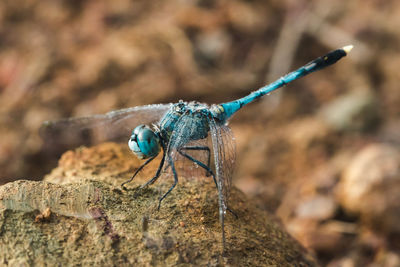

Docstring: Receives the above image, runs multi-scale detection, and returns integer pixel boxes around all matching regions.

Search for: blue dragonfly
[41,45,352,248]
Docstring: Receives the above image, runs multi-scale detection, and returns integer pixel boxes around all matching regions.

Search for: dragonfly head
[128,124,161,159]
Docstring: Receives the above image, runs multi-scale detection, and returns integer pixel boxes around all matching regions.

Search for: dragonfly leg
[140,150,166,188]
[121,156,156,188]
[178,149,217,187]
[178,149,238,219]
[226,206,238,219]
[180,146,212,177]
[158,156,178,211]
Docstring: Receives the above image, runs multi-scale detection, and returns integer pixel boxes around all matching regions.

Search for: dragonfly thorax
[128,124,161,159]
[159,101,212,143]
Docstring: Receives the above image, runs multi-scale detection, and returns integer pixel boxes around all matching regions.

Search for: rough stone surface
[0,143,317,266]
[337,143,400,233]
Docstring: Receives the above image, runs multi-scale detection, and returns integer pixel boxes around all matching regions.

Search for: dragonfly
[41,45,352,249]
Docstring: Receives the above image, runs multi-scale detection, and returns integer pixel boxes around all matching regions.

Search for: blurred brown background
[1,0,400,265]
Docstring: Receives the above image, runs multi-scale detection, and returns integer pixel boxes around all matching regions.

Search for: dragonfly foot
[157,199,162,211]
[120,180,130,189]
[227,207,238,219]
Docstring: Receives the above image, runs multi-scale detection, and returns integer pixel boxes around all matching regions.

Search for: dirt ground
[1,0,400,266]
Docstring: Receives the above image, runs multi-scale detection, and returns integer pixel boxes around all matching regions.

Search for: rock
[295,195,336,221]
[0,143,317,266]
[285,219,351,254]
[337,143,400,233]
[318,90,380,132]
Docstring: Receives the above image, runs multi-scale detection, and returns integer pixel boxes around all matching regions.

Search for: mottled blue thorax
[159,101,213,142]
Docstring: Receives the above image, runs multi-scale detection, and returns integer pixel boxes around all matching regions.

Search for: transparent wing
[40,103,171,153]
[165,112,203,171]
[162,110,236,247]
[209,119,236,208]
[167,113,211,177]
[164,111,236,192]
[209,118,236,247]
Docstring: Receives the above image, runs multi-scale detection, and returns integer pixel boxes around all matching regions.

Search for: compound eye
[128,127,143,158]
[128,125,160,159]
